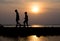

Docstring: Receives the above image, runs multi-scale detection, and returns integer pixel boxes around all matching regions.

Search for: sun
[32,6,39,13]
[27,2,45,14]
[31,6,39,13]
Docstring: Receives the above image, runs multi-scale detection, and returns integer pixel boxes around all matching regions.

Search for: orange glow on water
[27,35,39,41]
[31,25,44,27]
[27,35,48,41]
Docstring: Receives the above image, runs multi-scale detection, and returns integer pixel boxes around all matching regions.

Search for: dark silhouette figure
[15,9,21,27]
[23,12,28,27]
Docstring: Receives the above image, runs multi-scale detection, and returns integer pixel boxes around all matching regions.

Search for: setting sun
[31,6,39,13]
[27,2,45,14]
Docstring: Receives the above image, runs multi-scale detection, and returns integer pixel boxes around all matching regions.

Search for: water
[0,35,60,41]
[1,24,60,41]
[4,24,60,27]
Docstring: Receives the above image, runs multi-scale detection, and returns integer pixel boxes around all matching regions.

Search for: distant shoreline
[0,24,60,27]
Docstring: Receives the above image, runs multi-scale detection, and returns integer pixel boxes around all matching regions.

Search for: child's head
[25,12,27,15]
[15,9,17,12]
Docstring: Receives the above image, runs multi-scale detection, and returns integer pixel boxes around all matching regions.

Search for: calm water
[4,24,60,27]
[0,35,60,41]
[0,24,60,41]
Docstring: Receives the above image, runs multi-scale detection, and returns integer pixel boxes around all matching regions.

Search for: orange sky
[0,0,60,25]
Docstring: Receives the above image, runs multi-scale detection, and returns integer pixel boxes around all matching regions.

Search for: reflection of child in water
[23,12,28,27]
[15,9,21,27]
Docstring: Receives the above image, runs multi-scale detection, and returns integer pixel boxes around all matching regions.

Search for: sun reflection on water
[18,35,48,41]
[27,35,39,41]
[27,35,48,41]
[31,25,45,27]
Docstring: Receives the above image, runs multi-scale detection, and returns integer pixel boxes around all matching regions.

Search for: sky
[0,0,60,25]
